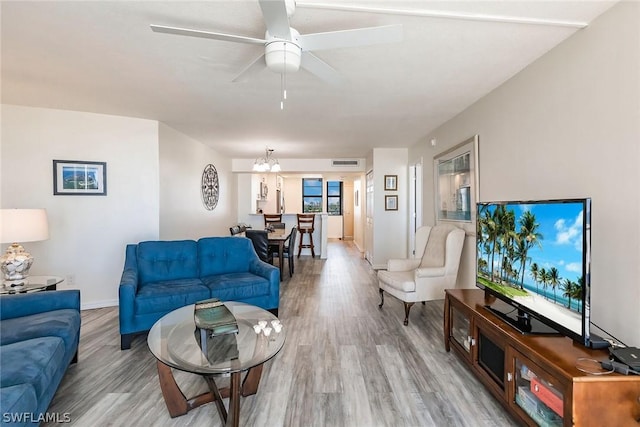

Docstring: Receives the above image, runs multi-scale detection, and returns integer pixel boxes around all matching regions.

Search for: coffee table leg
[156,360,264,422]
[157,361,190,417]
[228,372,241,427]
[204,375,228,424]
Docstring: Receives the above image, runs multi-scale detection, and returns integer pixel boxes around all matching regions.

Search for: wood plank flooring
[44,240,517,426]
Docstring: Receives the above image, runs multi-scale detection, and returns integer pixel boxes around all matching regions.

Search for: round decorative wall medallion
[201,164,219,210]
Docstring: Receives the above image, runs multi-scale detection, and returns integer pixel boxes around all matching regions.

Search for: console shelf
[444,288,640,426]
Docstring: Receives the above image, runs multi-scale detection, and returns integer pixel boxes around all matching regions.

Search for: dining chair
[271,227,297,277]
[263,214,282,228]
[245,230,273,264]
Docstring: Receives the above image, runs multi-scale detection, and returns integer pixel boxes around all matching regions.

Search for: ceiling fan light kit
[265,40,301,73]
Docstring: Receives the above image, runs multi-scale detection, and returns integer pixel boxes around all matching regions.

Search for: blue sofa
[0,290,81,426]
[119,236,280,349]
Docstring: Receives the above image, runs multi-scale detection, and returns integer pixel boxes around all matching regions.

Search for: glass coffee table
[147,302,285,426]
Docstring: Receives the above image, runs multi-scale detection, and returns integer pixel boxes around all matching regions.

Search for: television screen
[476,198,591,344]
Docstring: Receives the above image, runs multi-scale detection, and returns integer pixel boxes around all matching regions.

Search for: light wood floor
[44,240,517,426]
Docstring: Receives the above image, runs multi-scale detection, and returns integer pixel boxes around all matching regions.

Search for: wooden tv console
[444,289,640,426]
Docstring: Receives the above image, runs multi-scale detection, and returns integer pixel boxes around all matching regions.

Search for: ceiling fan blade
[300,52,345,85]
[259,0,292,40]
[295,2,588,29]
[299,25,402,52]
[150,25,266,45]
[232,54,268,82]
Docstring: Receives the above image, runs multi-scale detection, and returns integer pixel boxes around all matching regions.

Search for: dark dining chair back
[245,229,273,264]
[272,227,297,277]
[264,214,282,228]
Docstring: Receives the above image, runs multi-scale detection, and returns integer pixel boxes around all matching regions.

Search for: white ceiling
[1,1,615,160]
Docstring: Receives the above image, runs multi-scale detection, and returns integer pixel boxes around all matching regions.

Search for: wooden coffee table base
[156,361,264,426]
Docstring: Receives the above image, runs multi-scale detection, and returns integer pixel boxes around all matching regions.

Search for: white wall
[371,148,408,268]
[353,177,365,252]
[158,123,234,240]
[1,105,159,308]
[409,3,640,346]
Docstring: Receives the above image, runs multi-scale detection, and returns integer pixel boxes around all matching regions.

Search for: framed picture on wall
[53,160,107,196]
[385,195,398,211]
[384,175,397,191]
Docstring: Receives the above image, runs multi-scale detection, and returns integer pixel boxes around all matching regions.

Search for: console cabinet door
[507,348,568,427]
[445,296,474,363]
[473,317,508,401]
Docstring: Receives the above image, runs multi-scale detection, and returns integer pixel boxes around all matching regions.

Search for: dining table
[266,228,288,277]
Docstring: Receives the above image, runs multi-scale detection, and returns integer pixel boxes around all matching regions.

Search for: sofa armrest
[118,244,139,334]
[387,258,421,272]
[0,290,80,320]
[248,259,280,308]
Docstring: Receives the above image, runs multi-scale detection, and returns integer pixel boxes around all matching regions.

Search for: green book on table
[194,298,239,336]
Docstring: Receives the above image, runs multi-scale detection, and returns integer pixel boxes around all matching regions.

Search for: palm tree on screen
[549,267,560,303]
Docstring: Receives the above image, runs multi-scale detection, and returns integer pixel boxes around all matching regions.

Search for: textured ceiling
[0,1,615,159]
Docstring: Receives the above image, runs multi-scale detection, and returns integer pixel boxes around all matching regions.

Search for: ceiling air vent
[331,159,360,167]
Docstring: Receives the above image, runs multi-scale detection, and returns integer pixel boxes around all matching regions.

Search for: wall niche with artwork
[434,135,479,229]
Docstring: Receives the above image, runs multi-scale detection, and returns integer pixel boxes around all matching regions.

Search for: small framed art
[385,195,398,211]
[53,160,107,196]
[384,175,397,191]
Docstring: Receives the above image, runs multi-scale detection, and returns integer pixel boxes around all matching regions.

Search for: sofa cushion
[134,279,210,315]
[137,240,198,286]
[0,384,38,424]
[202,272,270,301]
[0,337,65,402]
[198,237,253,277]
[0,309,80,353]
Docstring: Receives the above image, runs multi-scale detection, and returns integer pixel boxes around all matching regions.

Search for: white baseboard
[81,299,118,310]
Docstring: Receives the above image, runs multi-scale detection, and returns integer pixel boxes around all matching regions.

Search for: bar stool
[297,214,315,258]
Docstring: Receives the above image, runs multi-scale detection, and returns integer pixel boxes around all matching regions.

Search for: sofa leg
[268,308,279,318]
[378,289,384,309]
[71,350,78,364]
[403,302,415,326]
[121,334,134,350]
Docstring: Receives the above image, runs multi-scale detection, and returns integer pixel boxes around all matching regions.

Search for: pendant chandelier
[253,147,281,173]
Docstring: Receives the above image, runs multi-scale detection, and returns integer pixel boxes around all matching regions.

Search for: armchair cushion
[420,225,453,268]
[377,270,416,292]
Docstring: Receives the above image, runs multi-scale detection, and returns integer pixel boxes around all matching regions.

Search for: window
[302,178,323,213]
[327,181,342,215]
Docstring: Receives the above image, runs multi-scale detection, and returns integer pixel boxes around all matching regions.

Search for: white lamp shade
[0,209,49,244]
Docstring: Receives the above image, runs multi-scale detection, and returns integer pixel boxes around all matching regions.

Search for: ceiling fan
[150,0,403,85]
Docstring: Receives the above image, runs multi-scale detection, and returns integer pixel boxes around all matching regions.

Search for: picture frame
[433,135,479,230]
[384,175,397,191]
[53,160,107,196]
[385,195,398,211]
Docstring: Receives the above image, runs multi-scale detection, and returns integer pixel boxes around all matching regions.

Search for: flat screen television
[476,198,592,346]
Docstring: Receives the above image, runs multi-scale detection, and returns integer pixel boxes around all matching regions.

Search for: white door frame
[408,160,423,258]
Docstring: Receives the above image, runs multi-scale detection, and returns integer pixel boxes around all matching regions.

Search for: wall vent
[331,159,360,167]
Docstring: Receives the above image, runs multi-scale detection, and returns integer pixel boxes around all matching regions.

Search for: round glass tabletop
[147,302,285,375]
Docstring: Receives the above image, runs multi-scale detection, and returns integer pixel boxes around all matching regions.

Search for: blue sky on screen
[510,201,585,283]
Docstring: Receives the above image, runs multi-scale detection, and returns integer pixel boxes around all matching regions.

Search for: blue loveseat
[0,290,81,426]
[119,236,280,349]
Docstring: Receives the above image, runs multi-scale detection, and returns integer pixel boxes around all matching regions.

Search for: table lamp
[0,209,49,287]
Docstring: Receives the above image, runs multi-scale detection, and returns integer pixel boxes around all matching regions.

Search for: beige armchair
[377,224,465,325]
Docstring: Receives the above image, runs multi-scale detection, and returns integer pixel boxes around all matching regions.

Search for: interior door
[342,181,354,240]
